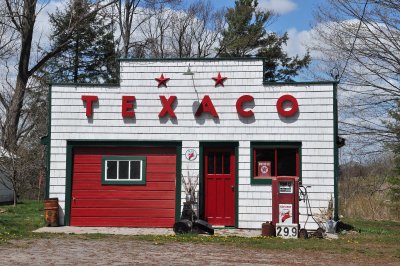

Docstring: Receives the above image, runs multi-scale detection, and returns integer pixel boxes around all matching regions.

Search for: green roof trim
[45,86,52,199]
[333,83,339,221]
[49,82,120,87]
[263,81,338,85]
[49,80,337,87]
[118,57,265,62]
[47,57,337,86]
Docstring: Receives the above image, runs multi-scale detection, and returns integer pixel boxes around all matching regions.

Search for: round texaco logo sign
[185,149,197,161]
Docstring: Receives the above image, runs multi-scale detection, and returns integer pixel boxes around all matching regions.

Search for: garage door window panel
[102,156,146,185]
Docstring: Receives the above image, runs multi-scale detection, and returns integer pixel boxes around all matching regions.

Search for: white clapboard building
[44,58,338,230]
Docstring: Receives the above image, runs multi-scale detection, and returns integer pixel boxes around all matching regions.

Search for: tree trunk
[2,75,28,151]
[2,0,36,151]
[122,2,131,58]
[13,189,17,206]
[74,37,79,83]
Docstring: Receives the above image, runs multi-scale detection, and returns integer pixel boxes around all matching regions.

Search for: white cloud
[285,28,310,57]
[258,0,297,15]
[284,23,341,60]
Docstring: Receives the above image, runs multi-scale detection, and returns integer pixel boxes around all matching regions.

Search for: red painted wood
[73,155,176,165]
[73,146,175,156]
[195,95,219,117]
[71,217,175,227]
[81,95,98,117]
[72,199,174,209]
[204,148,235,226]
[72,190,175,200]
[159,95,177,118]
[73,181,175,191]
[72,173,176,182]
[70,146,176,227]
[71,208,174,217]
[122,96,136,118]
[276,94,299,117]
[236,95,254,117]
[73,164,101,173]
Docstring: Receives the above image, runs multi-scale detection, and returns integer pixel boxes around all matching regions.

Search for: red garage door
[70,146,176,227]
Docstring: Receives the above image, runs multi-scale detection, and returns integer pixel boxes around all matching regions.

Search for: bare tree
[311,0,400,157]
[169,1,225,58]
[0,0,116,152]
[114,0,149,58]
[170,6,195,58]
[0,0,116,204]
[139,0,224,58]
[139,3,175,58]
[0,2,16,61]
[0,75,48,206]
[111,0,180,58]
[190,1,225,58]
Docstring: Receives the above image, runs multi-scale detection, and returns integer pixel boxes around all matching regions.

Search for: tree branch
[28,0,118,77]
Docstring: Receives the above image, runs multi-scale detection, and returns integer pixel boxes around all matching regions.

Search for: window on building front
[207,152,231,174]
[251,143,300,185]
[102,156,146,185]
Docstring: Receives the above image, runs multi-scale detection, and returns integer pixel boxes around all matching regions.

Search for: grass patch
[0,201,399,261]
[0,200,47,243]
[347,219,400,235]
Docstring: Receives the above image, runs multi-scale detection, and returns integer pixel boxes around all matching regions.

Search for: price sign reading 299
[276,224,298,238]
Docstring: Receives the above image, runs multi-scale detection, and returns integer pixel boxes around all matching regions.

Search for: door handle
[231,185,234,192]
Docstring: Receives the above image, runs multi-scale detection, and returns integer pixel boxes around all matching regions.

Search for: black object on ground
[173,202,214,235]
[173,219,193,234]
[193,219,214,235]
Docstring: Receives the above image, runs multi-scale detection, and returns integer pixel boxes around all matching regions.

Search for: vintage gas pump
[272,176,299,238]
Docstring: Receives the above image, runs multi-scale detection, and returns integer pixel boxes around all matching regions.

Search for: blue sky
[181,0,326,58]
[36,0,323,60]
[208,0,324,33]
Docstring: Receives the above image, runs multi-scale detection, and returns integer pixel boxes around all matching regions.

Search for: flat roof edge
[49,83,120,87]
[263,81,338,85]
[50,81,337,87]
[118,57,265,62]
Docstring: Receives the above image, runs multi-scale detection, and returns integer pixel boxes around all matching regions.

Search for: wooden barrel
[44,198,59,227]
[262,222,276,237]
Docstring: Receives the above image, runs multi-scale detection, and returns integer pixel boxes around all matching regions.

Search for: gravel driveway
[1,237,398,265]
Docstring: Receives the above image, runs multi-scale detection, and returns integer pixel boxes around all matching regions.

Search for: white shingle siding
[49,59,335,229]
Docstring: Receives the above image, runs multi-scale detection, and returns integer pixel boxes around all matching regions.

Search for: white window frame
[102,156,146,185]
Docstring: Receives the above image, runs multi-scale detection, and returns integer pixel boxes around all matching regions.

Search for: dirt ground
[1,237,398,266]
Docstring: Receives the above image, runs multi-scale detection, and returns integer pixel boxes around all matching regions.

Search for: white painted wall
[49,59,335,229]
[0,173,13,203]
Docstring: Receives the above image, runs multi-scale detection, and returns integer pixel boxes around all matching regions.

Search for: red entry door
[204,148,235,226]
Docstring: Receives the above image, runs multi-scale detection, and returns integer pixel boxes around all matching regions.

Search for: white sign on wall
[185,149,197,161]
[279,204,293,224]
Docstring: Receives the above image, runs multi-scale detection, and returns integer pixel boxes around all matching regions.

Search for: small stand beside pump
[298,185,326,238]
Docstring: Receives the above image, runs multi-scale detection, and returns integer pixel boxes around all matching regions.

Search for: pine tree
[218,0,310,82]
[45,0,118,84]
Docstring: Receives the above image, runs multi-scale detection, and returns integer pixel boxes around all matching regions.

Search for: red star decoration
[212,72,227,87]
[155,74,170,87]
